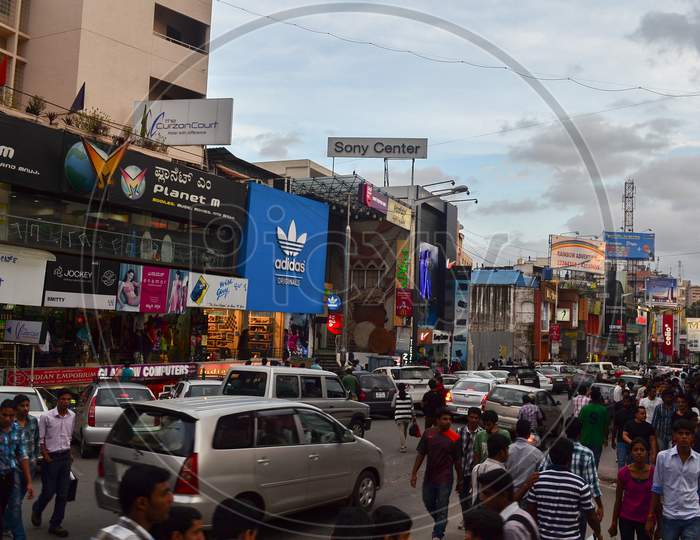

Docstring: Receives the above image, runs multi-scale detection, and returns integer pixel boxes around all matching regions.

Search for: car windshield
[539,368,557,375]
[96,388,152,407]
[108,408,195,457]
[222,371,268,397]
[454,380,490,392]
[397,368,432,380]
[488,371,509,378]
[0,392,42,411]
[359,376,394,390]
[187,384,220,397]
[474,372,496,379]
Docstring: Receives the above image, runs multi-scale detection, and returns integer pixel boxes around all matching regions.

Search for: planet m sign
[327,137,428,159]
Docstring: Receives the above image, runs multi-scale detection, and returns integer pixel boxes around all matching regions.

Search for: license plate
[375,392,386,399]
[457,408,469,414]
[524,379,534,384]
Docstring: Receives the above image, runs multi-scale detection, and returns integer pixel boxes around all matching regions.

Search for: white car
[454,370,499,383]
[446,378,498,416]
[485,370,509,384]
[373,366,434,405]
[536,371,553,391]
[0,386,48,419]
[169,379,222,399]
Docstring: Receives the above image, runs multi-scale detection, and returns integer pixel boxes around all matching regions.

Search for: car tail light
[446,391,452,403]
[482,389,492,410]
[87,396,97,427]
[174,453,198,495]
[358,390,367,401]
[97,446,105,478]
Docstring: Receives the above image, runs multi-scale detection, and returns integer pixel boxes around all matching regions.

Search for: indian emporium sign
[238,182,329,313]
[43,254,119,310]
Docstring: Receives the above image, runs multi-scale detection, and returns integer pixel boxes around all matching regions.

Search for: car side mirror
[338,429,355,443]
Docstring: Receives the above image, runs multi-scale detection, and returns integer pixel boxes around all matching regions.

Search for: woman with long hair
[118,268,140,309]
[394,383,414,453]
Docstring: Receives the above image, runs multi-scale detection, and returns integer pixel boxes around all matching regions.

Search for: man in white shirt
[640,386,662,424]
[478,468,540,539]
[471,433,509,504]
[613,379,625,403]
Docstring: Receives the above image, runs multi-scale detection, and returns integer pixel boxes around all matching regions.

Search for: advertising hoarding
[386,199,411,230]
[0,247,51,307]
[395,288,413,317]
[646,277,677,307]
[238,183,329,313]
[603,231,655,260]
[687,318,700,352]
[662,313,674,356]
[116,264,169,313]
[327,137,428,159]
[134,98,233,145]
[550,235,605,274]
[43,254,119,310]
[187,272,247,310]
[5,366,99,387]
[357,182,388,214]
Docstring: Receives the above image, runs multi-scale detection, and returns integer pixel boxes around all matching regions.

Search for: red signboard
[6,367,98,387]
[395,288,414,317]
[327,314,343,335]
[550,324,561,342]
[358,183,388,214]
[662,313,674,356]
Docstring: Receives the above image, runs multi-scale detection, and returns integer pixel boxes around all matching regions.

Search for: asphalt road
[28,396,620,540]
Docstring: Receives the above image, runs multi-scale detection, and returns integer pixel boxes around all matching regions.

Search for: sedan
[446,378,497,417]
[536,371,553,391]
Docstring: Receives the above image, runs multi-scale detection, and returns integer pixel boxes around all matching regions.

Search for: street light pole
[341,193,351,366]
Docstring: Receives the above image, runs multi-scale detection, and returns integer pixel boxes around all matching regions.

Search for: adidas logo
[276,220,307,257]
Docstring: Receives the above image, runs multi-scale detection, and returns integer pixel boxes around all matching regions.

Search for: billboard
[134,98,233,145]
[358,182,388,214]
[550,235,605,274]
[327,137,428,159]
[687,318,700,352]
[43,254,119,310]
[646,277,677,307]
[603,231,655,260]
[0,246,51,307]
[187,273,247,310]
[662,313,674,356]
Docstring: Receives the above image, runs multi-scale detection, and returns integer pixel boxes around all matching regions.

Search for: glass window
[213,413,253,450]
[96,387,153,407]
[536,392,553,406]
[255,410,299,447]
[0,392,42,411]
[186,384,220,398]
[298,410,340,444]
[489,388,507,403]
[108,409,195,457]
[275,375,300,399]
[454,381,490,393]
[222,371,268,397]
[301,377,322,398]
[325,377,346,398]
[397,368,433,380]
[359,375,394,390]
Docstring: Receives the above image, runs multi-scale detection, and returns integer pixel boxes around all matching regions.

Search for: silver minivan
[95,397,384,525]
[220,367,371,437]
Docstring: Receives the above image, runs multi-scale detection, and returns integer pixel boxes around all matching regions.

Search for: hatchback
[355,373,396,418]
[95,397,384,526]
[483,384,562,435]
[446,378,497,417]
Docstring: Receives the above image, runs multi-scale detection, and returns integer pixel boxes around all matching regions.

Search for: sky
[205,0,700,281]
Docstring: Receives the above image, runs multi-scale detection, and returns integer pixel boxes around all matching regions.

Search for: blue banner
[603,231,655,260]
[238,183,329,313]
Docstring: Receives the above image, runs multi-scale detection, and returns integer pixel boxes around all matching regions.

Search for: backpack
[506,512,539,540]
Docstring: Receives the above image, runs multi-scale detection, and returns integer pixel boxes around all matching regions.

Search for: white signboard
[187,273,248,310]
[327,137,428,159]
[4,320,43,344]
[0,246,51,306]
[134,98,233,146]
[550,235,605,275]
[688,318,700,352]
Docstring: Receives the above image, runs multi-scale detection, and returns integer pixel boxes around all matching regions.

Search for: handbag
[408,420,421,438]
[67,470,78,502]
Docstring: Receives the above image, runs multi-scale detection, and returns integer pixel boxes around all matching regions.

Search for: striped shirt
[571,395,590,417]
[394,395,414,421]
[527,469,594,540]
[93,517,154,540]
[540,441,601,498]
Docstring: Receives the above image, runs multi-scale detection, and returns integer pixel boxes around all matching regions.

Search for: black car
[356,373,397,417]
[502,366,540,388]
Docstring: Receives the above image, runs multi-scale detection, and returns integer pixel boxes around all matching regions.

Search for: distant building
[688,285,700,307]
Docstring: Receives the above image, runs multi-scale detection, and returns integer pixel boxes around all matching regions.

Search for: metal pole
[410,184,419,365]
[30,347,35,386]
[410,159,415,186]
[341,193,351,366]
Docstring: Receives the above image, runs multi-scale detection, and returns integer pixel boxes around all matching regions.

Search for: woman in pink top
[609,437,654,540]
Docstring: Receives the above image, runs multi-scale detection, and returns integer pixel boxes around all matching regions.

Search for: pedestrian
[473,410,511,464]
[457,407,484,522]
[506,419,544,496]
[151,507,204,540]
[309,358,322,370]
[622,407,657,465]
[526,438,602,540]
[518,394,544,435]
[636,379,649,402]
[410,408,462,540]
[639,386,662,424]
[330,507,373,540]
[672,394,697,423]
[341,368,359,400]
[651,389,676,451]
[421,380,445,431]
[571,386,590,417]
[372,505,412,540]
[470,433,509,505]
[612,394,637,469]
[463,508,504,540]
[608,438,654,540]
[647,419,700,539]
[32,388,75,537]
[211,499,262,540]
[0,399,33,536]
[614,379,626,403]
[477,468,540,540]
[394,383,415,453]
[93,464,172,540]
[4,393,40,540]
[579,387,609,467]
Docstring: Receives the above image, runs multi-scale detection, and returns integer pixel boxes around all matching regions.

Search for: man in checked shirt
[457,407,484,525]
[571,385,591,417]
[0,399,33,534]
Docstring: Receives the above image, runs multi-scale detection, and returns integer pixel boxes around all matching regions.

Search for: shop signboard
[662,313,674,356]
[198,361,237,378]
[646,277,677,307]
[133,98,233,146]
[358,182,388,214]
[550,324,561,342]
[5,366,99,387]
[550,235,605,274]
[431,329,450,344]
[386,199,411,230]
[186,272,247,310]
[43,254,119,310]
[395,288,413,317]
[603,231,655,260]
[327,313,343,335]
[327,294,342,312]
[238,183,329,313]
[327,137,428,159]
[687,318,700,352]
[452,279,469,367]
[0,246,51,307]
[4,320,44,344]
[97,363,196,381]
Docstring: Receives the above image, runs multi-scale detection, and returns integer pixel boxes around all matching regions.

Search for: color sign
[327,294,342,312]
[327,313,343,335]
[43,254,119,310]
[358,182,388,214]
[550,324,561,342]
[4,320,44,344]
[140,266,169,312]
[687,318,700,352]
[395,238,411,289]
[238,183,329,313]
[165,269,189,314]
[0,246,50,307]
[5,366,99,387]
[646,277,677,307]
[386,199,411,230]
[327,137,428,159]
[395,288,414,317]
[186,272,248,310]
[662,313,674,356]
[97,363,196,381]
[550,235,605,274]
[603,231,655,260]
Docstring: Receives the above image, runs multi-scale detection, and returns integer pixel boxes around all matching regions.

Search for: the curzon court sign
[327,137,428,159]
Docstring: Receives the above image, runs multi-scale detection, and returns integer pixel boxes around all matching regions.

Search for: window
[96,387,153,406]
[325,377,346,398]
[454,381,490,393]
[166,25,182,42]
[301,377,322,398]
[222,371,267,397]
[108,409,195,457]
[186,384,220,398]
[173,383,184,396]
[255,410,299,447]
[0,392,42,411]
[213,413,253,450]
[298,410,340,444]
[359,375,394,391]
[0,0,10,17]
[275,375,300,399]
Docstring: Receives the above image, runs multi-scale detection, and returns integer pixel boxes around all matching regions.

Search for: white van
[372,366,434,406]
[580,362,615,376]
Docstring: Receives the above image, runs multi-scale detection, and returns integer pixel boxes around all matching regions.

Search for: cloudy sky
[206,1,700,281]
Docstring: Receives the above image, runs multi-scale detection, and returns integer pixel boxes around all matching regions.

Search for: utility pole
[341,193,351,367]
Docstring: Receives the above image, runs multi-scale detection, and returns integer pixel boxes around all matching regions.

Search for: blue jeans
[32,453,71,528]
[661,516,700,540]
[422,480,452,539]
[4,469,28,540]
[616,441,630,470]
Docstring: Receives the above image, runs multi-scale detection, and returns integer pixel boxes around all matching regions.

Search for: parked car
[482,384,562,436]
[372,366,434,406]
[221,366,371,437]
[169,380,222,399]
[536,367,568,393]
[96,397,384,525]
[0,386,48,420]
[73,381,155,457]
[446,378,497,417]
[355,372,397,418]
[536,371,553,392]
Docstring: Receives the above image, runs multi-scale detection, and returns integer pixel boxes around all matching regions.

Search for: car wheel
[79,432,93,458]
[351,470,377,510]
[349,419,365,438]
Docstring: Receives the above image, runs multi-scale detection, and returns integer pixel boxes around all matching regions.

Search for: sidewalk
[598,444,619,483]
